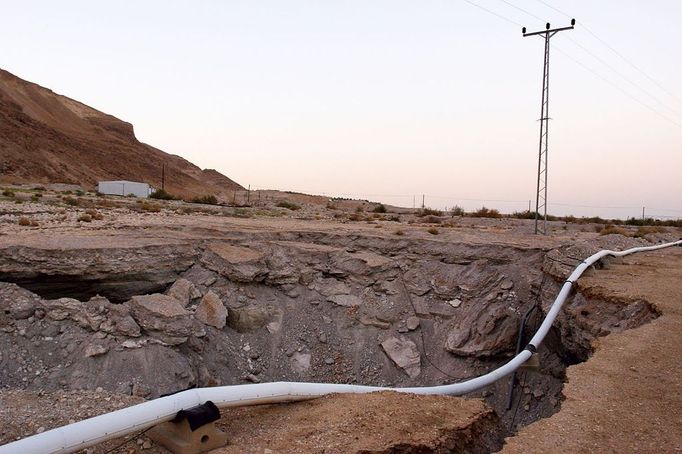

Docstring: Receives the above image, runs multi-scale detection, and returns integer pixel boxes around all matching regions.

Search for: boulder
[0,283,40,319]
[195,291,227,329]
[381,336,421,378]
[201,243,266,282]
[327,294,361,307]
[227,305,272,332]
[166,278,201,306]
[445,304,518,357]
[127,294,197,344]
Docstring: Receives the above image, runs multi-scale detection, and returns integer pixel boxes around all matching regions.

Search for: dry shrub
[634,226,667,237]
[348,213,363,222]
[85,209,104,220]
[78,214,92,222]
[140,202,161,213]
[62,196,79,206]
[17,217,31,226]
[427,227,439,235]
[395,230,405,236]
[599,225,630,236]
[422,215,442,224]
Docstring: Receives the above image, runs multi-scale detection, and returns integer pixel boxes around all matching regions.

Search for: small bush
[395,230,405,236]
[32,186,46,191]
[348,213,363,221]
[473,206,501,218]
[355,205,364,213]
[232,208,252,218]
[149,189,177,200]
[417,207,442,217]
[78,214,92,222]
[373,204,387,213]
[63,196,79,206]
[85,209,104,220]
[30,195,41,202]
[422,215,441,224]
[511,210,535,220]
[450,206,465,217]
[18,217,31,226]
[192,194,219,205]
[427,227,439,235]
[634,226,667,238]
[276,201,301,211]
[75,190,84,196]
[599,226,630,236]
[2,189,15,197]
[140,202,161,212]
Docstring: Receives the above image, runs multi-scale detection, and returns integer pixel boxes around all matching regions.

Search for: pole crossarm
[522,19,575,235]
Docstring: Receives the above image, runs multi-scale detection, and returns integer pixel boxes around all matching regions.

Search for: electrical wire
[461,0,523,27]
[534,0,682,105]
[553,46,682,129]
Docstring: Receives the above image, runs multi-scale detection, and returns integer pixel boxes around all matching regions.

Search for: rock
[243,373,261,383]
[358,315,391,329]
[448,298,462,308]
[128,294,197,344]
[324,357,335,365]
[121,340,144,349]
[194,291,227,329]
[0,283,40,319]
[142,440,152,449]
[166,278,201,306]
[84,344,108,358]
[227,306,272,332]
[380,337,421,378]
[44,298,104,331]
[327,294,361,307]
[201,243,266,282]
[406,316,420,331]
[445,303,518,357]
[132,382,151,397]
[319,333,327,343]
[501,280,514,290]
[291,352,311,373]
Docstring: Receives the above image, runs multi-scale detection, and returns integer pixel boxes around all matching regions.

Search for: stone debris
[406,316,420,331]
[166,278,201,306]
[381,337,421,378]
[194,291,227,329]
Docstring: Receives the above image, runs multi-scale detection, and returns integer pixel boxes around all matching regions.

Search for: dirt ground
[503,246,682,452]
[1,192,681,453]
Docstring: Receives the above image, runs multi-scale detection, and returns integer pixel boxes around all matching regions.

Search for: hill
[0,69,243,199]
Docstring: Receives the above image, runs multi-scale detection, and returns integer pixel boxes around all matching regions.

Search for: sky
[1,0,681,219]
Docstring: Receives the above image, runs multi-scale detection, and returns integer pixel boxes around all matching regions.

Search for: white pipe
[3,239,680,454]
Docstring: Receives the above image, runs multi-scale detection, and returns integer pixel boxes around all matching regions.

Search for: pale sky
[2,1,681,219]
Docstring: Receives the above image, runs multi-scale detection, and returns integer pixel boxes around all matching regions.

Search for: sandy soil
[503,246,682,452]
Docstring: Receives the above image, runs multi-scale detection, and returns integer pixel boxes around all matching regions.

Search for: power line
[534,0,682,105]
[553,46,682,129]
[499,0,682,118]
[496,0,544,22]
[564,36,682,118]
[461,0,523,27]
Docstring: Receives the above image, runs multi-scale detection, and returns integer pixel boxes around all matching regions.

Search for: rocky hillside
[0,69,243,199]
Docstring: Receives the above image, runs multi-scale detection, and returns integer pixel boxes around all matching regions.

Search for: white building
[98,181,154,198]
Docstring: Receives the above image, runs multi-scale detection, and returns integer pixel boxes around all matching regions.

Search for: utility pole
[523,19,575,235]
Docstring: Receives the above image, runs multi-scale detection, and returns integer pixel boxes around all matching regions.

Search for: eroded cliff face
[0,231,661,434]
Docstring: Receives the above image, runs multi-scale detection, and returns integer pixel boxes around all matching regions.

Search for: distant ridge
[0,69,243,198]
